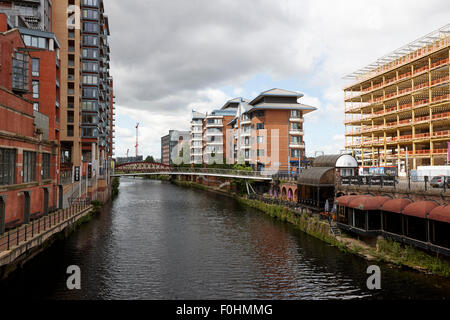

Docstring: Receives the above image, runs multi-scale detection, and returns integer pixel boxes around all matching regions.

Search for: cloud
[105,0,450,157]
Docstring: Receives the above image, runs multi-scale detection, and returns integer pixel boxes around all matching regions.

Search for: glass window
[32,81,39,98]
[83,8,98,19]
[32,58,40,76]
[82,75,98,85]
[257,149,265,156]
[0,148,16,186]
[82,87,98,98]
[82,0,99,6]
[291,149,301,158]
[256,123,265,130]
[83,22,99,33]
[38,37,46,49]
[23,35,31,46]
[23,151,36,183]
[42,153,50,180]
[33,103,39,111]
[12,51,28,91]
[257,136,264,143]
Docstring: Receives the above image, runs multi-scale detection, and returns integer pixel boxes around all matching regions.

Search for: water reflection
[0,177,449,299]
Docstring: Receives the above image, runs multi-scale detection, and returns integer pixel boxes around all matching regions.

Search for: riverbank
[0,201,103,280]
[170,178,450,278]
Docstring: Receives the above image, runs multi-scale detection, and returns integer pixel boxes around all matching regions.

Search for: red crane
[135,123,140,157]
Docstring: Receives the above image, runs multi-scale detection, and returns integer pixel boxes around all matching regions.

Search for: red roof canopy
[336,195,359,206]
[348,196,391,211]
[429,205,450,223]
[403,201,438,219]
[381,198,412,214]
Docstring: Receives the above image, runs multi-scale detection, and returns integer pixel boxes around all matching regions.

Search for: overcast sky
[106,0,450,159]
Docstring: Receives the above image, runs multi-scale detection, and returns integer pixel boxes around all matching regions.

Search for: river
[1,178,449,299]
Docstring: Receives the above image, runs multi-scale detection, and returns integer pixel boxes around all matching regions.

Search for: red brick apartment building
[0,15,60,234]
[228,89,317,173]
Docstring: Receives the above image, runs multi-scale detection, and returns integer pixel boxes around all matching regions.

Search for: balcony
[289,142,305,149]
[289,117,304,123]
[289,129,304,135]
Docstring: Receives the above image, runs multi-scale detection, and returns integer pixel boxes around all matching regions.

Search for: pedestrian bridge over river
[112,161,273,181]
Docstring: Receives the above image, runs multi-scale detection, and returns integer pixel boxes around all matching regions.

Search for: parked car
[430,176,449,188]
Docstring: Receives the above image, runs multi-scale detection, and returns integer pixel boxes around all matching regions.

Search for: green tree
[145,155,155,162]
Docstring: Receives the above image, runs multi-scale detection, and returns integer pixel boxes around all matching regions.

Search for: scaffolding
[343,24,450,172]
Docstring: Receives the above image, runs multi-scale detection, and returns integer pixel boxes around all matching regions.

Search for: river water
[1,178,450,299]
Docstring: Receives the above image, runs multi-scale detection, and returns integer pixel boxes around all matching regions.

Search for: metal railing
[114,167,273,179]
[339,175,450,192]
[340,175,397,187]
[0,202,91,253]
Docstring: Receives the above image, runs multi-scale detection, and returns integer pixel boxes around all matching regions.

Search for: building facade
[53,0,113,204]
[189,110,205,164]
[344,24,450,173]
[161,130,190,166]
[229,89,316,173]
[0,0,52,31]
[0,26,59,234]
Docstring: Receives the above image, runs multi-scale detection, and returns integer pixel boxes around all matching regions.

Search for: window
[83,22,99,33]
[82,0,99,6]
[291,110,301,118]
[32,58,40,76]
[83,35,98,46]
[257,149,265,157]
[23,35,47,49]
[0,148,16,186]
[82,75,98,85]
[32,81,39,98]
[290,122,302,131]
[82,101,98,111]
[82,48,98,59]
[82,114,98,124]
[82,8,98,19]
[33,103,39,111]
[257,136,264,143]
[256,123,265,130]
[82,87,97,98]
[291,136,301,144]
[23,151,36,183]
[291,149,301,158]
[82,61,98,72]
[12,51,28,91]
[42,153,50,180]
[82,127,98,138]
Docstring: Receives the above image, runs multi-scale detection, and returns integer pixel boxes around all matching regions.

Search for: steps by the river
[330,223,342,237]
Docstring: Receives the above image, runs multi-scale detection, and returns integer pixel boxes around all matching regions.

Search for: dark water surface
[1,178,450,299]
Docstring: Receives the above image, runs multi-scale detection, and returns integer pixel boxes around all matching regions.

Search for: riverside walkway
[0,203,92,270]
[112,165,273,181]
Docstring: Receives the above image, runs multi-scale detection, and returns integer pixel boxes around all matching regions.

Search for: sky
[105,0,450,159]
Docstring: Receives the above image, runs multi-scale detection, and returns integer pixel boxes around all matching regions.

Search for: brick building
[0,25,59,234]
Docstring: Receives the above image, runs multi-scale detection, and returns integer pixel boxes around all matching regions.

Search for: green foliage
[111,177,120,198]
[376,239,450,277]
[145,155,155,162]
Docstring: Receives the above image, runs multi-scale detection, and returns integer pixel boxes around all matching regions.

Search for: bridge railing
[114,167,273,179]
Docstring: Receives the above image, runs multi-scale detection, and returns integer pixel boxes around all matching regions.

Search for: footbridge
[112,162,272,181]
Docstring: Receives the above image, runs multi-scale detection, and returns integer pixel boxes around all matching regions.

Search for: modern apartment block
[161,130,190,166]
[0,0,52,31]
[228,89,316,172]
[344,24,450,173]
[190,110,205,164]
[202,108,237,164]
[53,0,114,202]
